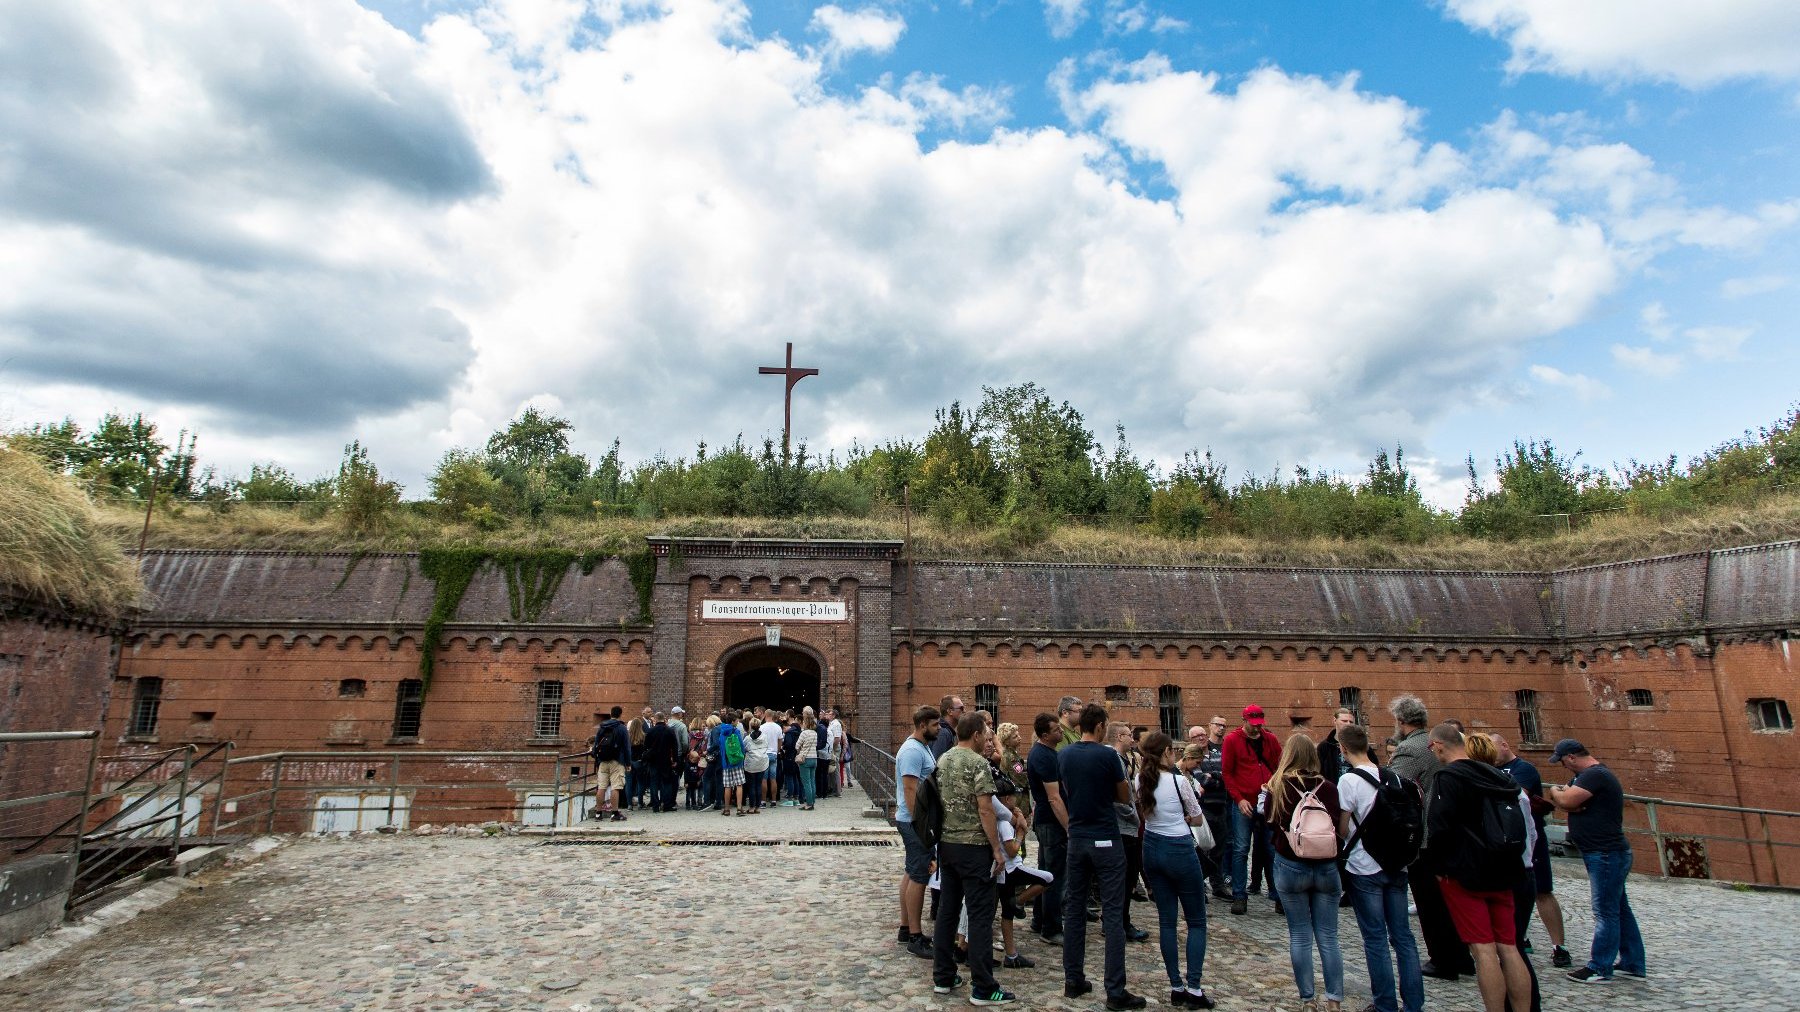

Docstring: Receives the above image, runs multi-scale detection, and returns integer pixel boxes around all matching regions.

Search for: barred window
[1338,686,1364,724]
[974,683,1000,728]
[338,678,366,698]
[1515,689,1543,745]
[1626,688,1654,708]
[1104,684,1129,703]
[130,677,163,736]
[392,679,424,739]
[536,680,565,738]
[1157,684,1182,739]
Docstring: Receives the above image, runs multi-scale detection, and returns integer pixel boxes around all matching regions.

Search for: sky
[1,0,1797,507]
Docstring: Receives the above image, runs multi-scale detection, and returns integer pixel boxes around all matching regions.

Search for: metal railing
[216,750,599,834]
[850,736,898,821]
[1618,792,1800,887]
[70,741,235,909]
[1,731,100,863]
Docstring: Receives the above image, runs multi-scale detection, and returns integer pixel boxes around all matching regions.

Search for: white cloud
[1639,302,1674,341]
[1685,324,1752,360]
[1478,113,1799,256]
[1721,274,1791,298]
[809,5,904,61]
[1044,0,1088,39]
[1611,343,1681,377]
[1529,364,1611,401]
[0,0,1770,497]
[1443,0,1800,87]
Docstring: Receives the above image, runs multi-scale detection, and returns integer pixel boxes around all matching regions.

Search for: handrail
[1623,793,1800,820]
[0,731,99,743]
[226,749,577,764]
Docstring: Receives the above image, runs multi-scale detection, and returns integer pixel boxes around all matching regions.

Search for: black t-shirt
[1568,762,1628,853]
[1027,741,1060,829]
[1058,741,1125,842]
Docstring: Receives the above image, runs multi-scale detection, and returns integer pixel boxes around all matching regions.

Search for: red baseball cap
[1242,704,1266,725]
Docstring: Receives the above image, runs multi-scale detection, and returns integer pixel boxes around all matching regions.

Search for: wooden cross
[758,342,818,459]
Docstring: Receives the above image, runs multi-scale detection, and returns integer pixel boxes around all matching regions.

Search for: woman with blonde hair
[996,721,1032,825]
[1267,732,1345,1012]
[796,712,820,810]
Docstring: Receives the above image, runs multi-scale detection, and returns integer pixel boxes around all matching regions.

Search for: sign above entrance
[702,599,848,622]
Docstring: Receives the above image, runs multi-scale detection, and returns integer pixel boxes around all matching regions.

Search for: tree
[1099,425,1153,523]
[336,441,401,534]
[973,383,1101,516]
[485,407,573,470]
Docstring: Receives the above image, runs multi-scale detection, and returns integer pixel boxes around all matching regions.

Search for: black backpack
[593,723,624,763]
[1465,783,1529,872]
[1342,767,1424,875]
[911,770,947,850]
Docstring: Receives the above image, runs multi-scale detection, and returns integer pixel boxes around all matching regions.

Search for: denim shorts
[897,820,933,884]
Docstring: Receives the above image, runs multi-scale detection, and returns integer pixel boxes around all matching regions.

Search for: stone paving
[2,795,1794,1011]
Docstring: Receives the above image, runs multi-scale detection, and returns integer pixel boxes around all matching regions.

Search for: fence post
[266,756,284,834]
[387,758,401,830]
[172,746,193,863]
[1644,799,1667,877]
[552,759,564,827]
[1761,812,1781,887]
[208,743,233,839]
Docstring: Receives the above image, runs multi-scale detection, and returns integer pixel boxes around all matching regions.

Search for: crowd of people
[585,703,853,818]
[894,692,1646,1011]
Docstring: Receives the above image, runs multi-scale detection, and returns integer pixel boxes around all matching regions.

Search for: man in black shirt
[1548,739,1645,984]
[1027,712,1071,944]
[1058,704,1144,1010]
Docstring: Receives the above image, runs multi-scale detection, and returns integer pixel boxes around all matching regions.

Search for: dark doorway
[723,645,822,714]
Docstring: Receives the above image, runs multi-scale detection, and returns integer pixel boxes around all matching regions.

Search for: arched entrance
[722,644,822,713]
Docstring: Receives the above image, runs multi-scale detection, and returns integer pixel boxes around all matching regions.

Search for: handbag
[1176,772,1215,851]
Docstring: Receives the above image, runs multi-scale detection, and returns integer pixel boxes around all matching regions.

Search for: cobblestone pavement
[2,817,1793,1012]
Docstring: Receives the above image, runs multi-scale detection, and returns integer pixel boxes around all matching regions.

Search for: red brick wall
[679,574,862,715]
[0,603,119,850]
[109,632,649,831]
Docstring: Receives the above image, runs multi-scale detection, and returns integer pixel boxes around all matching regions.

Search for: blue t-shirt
[1058,741,1125,842]
[1027,741,1061,830]
[895,736,936,824]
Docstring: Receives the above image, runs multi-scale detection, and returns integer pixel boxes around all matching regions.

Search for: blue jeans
[799,758,817,806]
[1228,804,1255,900]
[1141,831,1208,991]
[1272,853,1344,1003]
[1347,869,1424,1012]
[1582,849,1645,977]
[1062,836,1129,998]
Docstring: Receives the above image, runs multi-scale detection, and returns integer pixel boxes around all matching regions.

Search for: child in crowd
[683,747,703,810]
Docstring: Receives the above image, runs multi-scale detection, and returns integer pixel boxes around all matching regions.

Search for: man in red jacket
[1221,704,1283,915]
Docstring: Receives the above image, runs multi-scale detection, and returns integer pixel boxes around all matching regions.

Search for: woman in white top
[1135,732,1217,1010]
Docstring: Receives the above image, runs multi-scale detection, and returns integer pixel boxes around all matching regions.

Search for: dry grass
[94,488,1800,572]
[0,443,142,615]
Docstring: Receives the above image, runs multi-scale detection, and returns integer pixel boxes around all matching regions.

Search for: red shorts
[1439,877,1515,946]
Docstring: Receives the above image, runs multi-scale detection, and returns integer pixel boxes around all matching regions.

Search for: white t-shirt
[1139,769,1196,839]
[1338,762,1382,877]
[826,718,844,756]
[757,721,782,758]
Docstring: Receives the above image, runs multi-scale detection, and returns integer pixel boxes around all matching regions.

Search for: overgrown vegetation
[412,547,654,691]
[11,392,1799,568]
[0,441,142,615]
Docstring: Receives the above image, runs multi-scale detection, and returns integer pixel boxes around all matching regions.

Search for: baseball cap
[1548,738,1588,762]
[1242,704,1266,726]
[671,705,685,714]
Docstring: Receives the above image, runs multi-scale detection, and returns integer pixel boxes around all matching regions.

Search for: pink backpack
[1284,782,1338,860]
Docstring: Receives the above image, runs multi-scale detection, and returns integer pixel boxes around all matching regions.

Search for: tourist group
[585,704,851,817]
[893,692,1645,1011]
